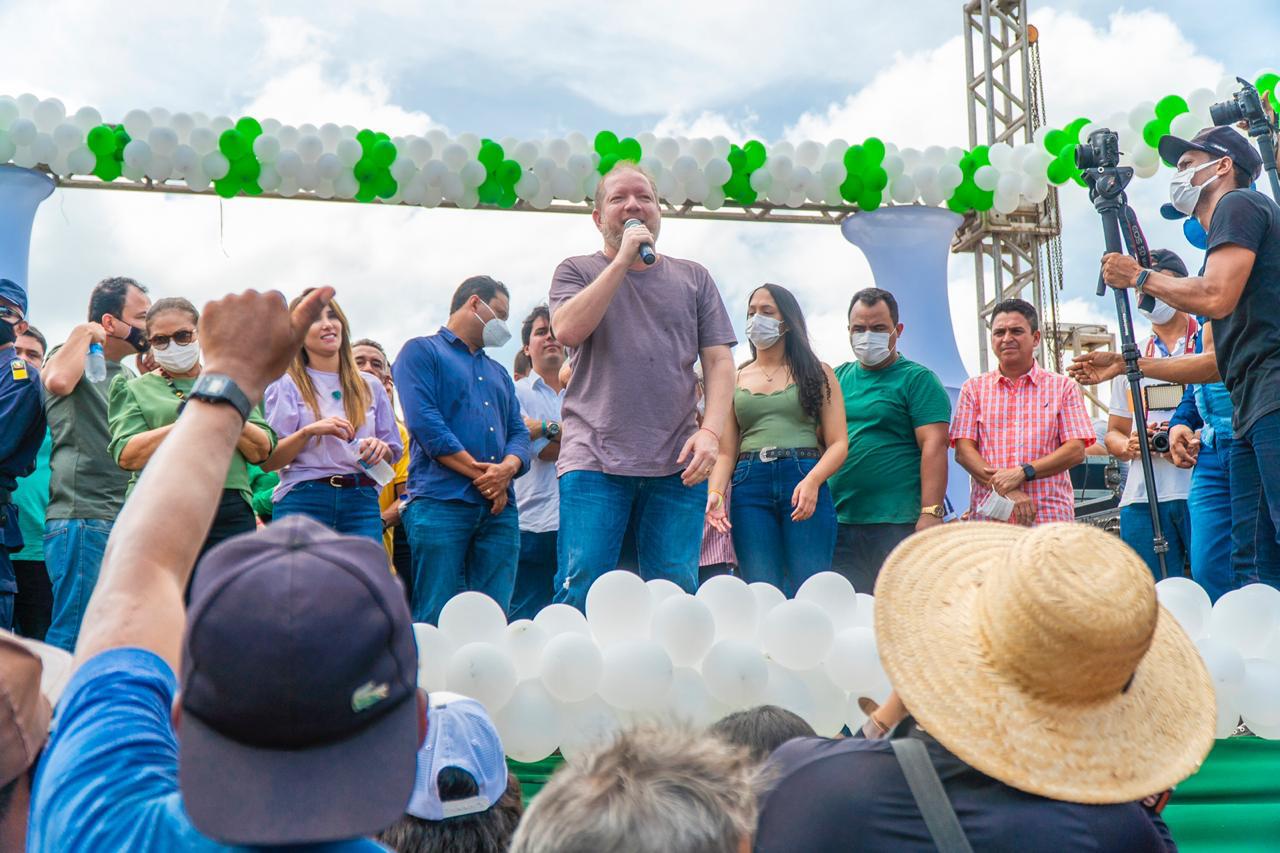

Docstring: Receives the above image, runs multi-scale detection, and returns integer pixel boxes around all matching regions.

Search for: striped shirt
[950,362,1095,524]
[700,489,738,568]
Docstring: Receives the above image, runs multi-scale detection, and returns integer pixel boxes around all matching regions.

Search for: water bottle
[350,439,395,488]
[84,342,107,383]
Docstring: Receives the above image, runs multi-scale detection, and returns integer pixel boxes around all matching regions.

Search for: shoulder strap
[890,738,974,853]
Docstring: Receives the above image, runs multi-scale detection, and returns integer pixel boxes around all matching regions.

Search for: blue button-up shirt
[394,327,530,506]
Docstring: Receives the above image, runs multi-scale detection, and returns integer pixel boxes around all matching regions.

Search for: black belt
[737,447,822,463]
[305,474,378,489]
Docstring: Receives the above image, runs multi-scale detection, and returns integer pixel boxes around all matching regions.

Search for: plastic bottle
[350,440,395,488]
[84,342,107,383]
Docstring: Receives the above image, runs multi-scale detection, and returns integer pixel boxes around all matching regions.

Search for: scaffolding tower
[954,0,1065,371]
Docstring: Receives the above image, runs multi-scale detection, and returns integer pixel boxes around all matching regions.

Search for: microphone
[624,218,657,265]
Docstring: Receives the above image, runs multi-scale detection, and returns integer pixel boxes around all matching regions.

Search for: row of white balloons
[1155,577,1280,738]
[414,570,887,763]
[0,75,1259,212]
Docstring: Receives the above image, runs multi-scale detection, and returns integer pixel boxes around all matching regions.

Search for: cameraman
[1103,250,1196,581]
[1089,126,1280,589]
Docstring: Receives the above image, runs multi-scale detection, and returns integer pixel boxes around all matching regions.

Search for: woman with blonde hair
[263,290,401,540]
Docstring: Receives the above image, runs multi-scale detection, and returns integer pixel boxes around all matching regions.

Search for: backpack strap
[890,738,974,853]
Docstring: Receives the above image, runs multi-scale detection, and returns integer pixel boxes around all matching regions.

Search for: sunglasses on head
[148,329,196,350]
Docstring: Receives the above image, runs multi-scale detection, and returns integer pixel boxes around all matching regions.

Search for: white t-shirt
[1107,326,1195,507]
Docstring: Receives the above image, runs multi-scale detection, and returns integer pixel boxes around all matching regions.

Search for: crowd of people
[0,118,1274,849]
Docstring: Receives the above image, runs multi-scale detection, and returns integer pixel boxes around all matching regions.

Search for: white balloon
[1188,88,1217,116]
[493,680,560,763]
[540,632,603,703]
[421,159,448,184]
[0,133,14,165]
[749,170,773,193]
[854,593,876,629]
[824,627,883,691]
[419,182,442,208]
[316,152,343,181]
[696,575,758,642]
[937,163,964,193]
[0,99,18,131]
[1214,685,1241,738]
[1208,585,1280,656]
[145,155,172,182]
[533,603,590,637]
[506,620,549,681]
[1134,160,1160,180]
[66,146,94,175]
[690,137,714,166]
[272,150,299,179]
[171,144,198,175]
[413,623,455,692]
[514,172,542,200]
[1129,102,1155,133]
[189,127,216,155]
[406,136,433,167]
[973,164,1000,191]
[766,154,793,182]
[30,134,56,167]
[123,139,152,170]
[147,107,170,127]
[889,175,918,205]
[796,572,859,630]
[145,126,177,158]
[184,169,210,193]
[764,662,816,722]
[1020,174,1049,204]
[250,134,279,163]
[439,591,508,647]
[440,172,465,202]
[819,161,846,187]
[558,696,621,764]
[761,600,834,670]
[704,158,732,186]
[882,153,905,180]
[14,94,37,118]
[654,137,680,166]
[276,176,300,197]
[685,172,710,204]
[988,142,1015,170]
[566,153,593,179]
[599,639,673,711]
[11,145,38,169]
[1215,76,1240,99]
[446,642,517,712]
[550,169,578,200]
[652,594,716,668]
[797,666,851,736]
[297,162,319,190]
[439,143,467,171]
[749,582,785,621]
[72,106,102,132]
[52,122,81,151]
[8,119,36,147]
[795,140,822,168]
[587,570,652,646]
[1236,658,1280,727]
[1170,113,1204,143]
[671,154,699,182]
[544,137,570,166]
[701,639,768,708]
[665,667,723,727]
[1157,577,1212,640]
[1196,637,1245,691]
[647,578,685,608]
[995,172,1022,198]
[257,165,281,193]
[318,122,341,149]
[459,159,486,189]
[992,190,1020,214]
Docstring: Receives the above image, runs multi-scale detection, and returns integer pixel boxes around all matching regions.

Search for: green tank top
[734,384,820,453]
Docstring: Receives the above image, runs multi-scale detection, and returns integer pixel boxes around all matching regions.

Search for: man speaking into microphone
[548,163,737,609]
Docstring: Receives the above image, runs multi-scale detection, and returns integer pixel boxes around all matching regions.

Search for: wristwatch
[544,420,562,440]
[1134,268,1151,293]
[1021,462,1037,482]
[920,504,945,519]
[177,373,253,423]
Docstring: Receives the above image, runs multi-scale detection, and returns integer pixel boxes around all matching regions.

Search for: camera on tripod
[1210,77,1271,136]
[1075,128,1122,171]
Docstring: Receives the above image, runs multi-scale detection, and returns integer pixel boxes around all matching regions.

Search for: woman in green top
[107,298,276,563]
[706,284,847,595]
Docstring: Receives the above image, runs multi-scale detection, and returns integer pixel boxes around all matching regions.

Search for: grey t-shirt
[1205,189,1280,437]
[45,346,135,521]
[549,251,737,477]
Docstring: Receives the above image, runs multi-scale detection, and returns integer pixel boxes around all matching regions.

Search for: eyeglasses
[0,305,22,322]
[148,329,196,350]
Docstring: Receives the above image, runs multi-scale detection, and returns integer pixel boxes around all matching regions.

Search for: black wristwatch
[177,374,253,423]
[544,420,561,440]
[1021,462,1037,482]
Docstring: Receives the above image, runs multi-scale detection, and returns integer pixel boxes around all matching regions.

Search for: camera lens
[1074,143,1096,170]
[1151,430,1171,454]
[1210,98,1244,127]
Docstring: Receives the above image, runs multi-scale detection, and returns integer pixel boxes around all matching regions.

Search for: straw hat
[874,522,1215,804]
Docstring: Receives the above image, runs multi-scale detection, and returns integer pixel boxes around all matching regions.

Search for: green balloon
[478,140,503,170]
[92,159,122,182]
[373,140,397,168]
[374,132,390,143]
[843,145,865,172]
[1043,129,1068,154]
[618,137,642,163]
[974,189,995,212]
[842,175,864,200]
[219,130,247,160]
[725,174,749,197]
[1155,95,1189,121]
[498,186,518,209]
[1257,72,1280,95]
[727,146,746,173]
[87,126,115,156]
[1046,158,1073,185]
[235,117,263,140]
[1142,118,1169,149]
[1064,117,1091,144]
[947,192,970,214]
[354,160,377,183]
[867,168,888,192]
[478,176,502,205]
[737,188,758,206]
[594,131,619,156]
[597,152,620,176]
[357,129,376,148]
[497,159,521,186]
[863,137,886,164]
[355,182,377,203]
[375,174,397,199]
[857,189,882,212]
[242,180,263,196]
[971,144,990,166]
[233,157,261,182]
[214,176,241,199]
[744,140,767,170]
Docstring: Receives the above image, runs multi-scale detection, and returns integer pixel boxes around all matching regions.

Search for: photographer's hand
[1101,253,1142,289]
[1068,350,1125,386]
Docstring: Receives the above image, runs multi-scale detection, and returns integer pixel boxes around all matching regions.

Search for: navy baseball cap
[0,279,25,316]
[179,515,420,846]
[1149,248,1188,277]
[1159,126,1262,219]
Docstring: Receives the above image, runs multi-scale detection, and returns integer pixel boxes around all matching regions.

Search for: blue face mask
[1183,216,1208,251]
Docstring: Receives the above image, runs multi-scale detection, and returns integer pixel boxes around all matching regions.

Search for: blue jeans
[44,518,112,652]
[1189,439,1234,602]
[272,481,382,542]
[729,456,836,596]
[555,471,705,611]
[510,530,557,622]
[1231,409,1280,589]
[1120,500,1191,583]
[0,551,12,631]
[402,497,519,624]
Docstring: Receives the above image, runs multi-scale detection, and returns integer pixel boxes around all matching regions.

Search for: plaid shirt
[950,362,1095,524]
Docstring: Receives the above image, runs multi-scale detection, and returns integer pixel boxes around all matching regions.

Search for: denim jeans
[555,471,705,611]
[510,529,557,622]
[273,481,383,542]
[728,457,836,597]
[1231,409,1280,589]
[1188,439,1234,602]
[402,497,519,624]
[831,522,917,596]
[0,551,12,631]
[1120,500,1191,583]
[44,517,112,652]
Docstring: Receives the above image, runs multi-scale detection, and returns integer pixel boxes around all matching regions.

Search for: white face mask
[1138,298,1177,326]
[746,313,783,349]
[474,300,512,349]
[154,340,200,373]
[850,331,893,366]
[1168,157,1222,216]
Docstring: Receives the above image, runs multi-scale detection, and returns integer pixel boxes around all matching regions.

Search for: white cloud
[652,110,761,141]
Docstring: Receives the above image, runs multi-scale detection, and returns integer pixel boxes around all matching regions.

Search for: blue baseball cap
[179,515,421,846]
[407,691,508,821]
[0,279,25,317]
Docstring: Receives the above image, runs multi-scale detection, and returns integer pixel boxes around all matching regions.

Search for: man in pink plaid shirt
[951,299,1094,525]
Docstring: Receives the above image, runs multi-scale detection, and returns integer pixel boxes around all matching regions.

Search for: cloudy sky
[2,0,1276,380]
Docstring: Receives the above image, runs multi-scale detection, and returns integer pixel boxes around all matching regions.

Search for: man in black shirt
[754,522,1214,852]
[1096,126,1280,588]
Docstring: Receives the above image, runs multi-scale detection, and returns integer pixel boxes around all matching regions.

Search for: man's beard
[602,218,659,250]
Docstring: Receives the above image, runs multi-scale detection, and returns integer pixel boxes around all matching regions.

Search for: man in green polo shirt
[828,288,951,593]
